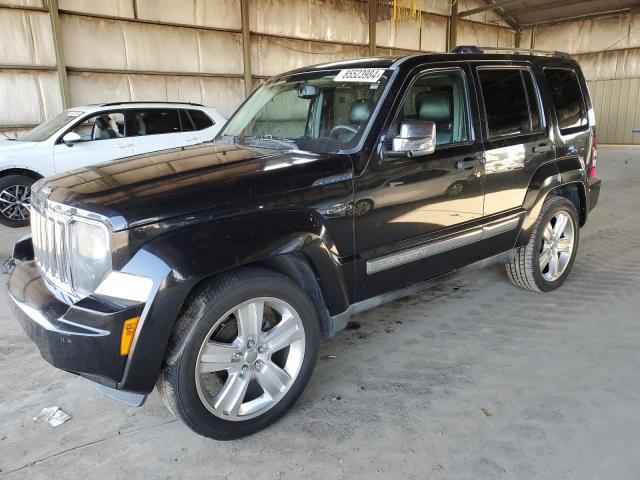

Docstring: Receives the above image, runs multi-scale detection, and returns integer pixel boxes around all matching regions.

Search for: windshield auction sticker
[334,69,385,83]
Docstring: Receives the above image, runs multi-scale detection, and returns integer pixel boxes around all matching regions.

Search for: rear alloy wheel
[538,211,575,282]
[506,196,579,292]
[157,267,319,439]
[0,175,35,227]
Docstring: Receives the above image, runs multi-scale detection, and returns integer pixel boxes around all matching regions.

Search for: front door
[53,110,133,173]
[353,66,485,300]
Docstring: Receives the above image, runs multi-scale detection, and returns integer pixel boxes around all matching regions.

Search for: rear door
[353,65,486,301]
[131,108,188,155]
[474,63,554,257]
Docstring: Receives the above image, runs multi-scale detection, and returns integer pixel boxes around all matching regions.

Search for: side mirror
[62,131,81,147]
[388,120,436,158]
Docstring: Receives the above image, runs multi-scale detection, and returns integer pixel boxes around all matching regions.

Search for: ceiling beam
[506,0,599,20]
[520,7,634,26]
[457,0,522,18]
[483,0,519,29]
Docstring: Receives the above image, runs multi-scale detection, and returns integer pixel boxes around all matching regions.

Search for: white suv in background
[0,102,226,227]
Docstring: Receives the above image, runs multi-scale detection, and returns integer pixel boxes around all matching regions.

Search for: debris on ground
[321,355,337,361]
[481,408,492,417]
[345,321,361,330]
[33,407,72,427]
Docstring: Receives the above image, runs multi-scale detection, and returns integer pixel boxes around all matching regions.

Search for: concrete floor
[1,146,639,479]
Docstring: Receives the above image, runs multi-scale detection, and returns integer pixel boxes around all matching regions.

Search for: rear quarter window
[187,109,215,130]
[544,68,588,134]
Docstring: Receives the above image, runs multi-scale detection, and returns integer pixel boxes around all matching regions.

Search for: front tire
[506,196,579,292]
[0,175,35,227]
[157,267,319,439]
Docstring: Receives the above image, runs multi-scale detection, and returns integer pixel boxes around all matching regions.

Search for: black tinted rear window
[479,69,540,138]
[544,69,588,133]
[187,109,214,130]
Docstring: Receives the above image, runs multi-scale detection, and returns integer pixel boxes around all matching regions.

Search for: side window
[479,69,542,138]
[188,109,215,130]
[66,111,125,142]
[179,110,195,132]
[544,68,588,133]
[396,70,470,146]
[133,109,181,136]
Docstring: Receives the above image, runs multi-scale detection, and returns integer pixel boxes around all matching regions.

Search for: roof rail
[449,45,571,60]
[99,101,205,107]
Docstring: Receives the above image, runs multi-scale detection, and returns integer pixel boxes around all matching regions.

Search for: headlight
[68,218,111,297]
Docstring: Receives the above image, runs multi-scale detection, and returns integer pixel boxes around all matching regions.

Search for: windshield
[20,111,83,142]
[220,68,392,153]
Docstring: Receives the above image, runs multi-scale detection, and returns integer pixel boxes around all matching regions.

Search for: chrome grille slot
[30,206,72,293]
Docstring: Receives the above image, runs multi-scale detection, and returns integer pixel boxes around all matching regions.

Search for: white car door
[53,111,133,173]
[131,108,191,155]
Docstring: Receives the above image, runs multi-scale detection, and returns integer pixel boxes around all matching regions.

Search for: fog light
[120,317,140,356]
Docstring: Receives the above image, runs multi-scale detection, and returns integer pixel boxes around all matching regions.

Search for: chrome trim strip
[482,216,521,239]
[366,214,522,275]
[367,229,482,275]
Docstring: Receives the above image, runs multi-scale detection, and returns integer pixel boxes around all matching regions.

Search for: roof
[66,102,213,112]
[281,48,576,77]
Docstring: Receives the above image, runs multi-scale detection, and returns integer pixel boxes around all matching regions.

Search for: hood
[0,140,39,156]
[36,142,351,231]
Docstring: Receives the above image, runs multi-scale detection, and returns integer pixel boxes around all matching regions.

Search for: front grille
[31,205,73,292]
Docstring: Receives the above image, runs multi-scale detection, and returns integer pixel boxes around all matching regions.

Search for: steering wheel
[329,125,358,139]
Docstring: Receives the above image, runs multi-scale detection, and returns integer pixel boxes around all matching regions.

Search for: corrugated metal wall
[0,0,516,138]
[523,11,640,144]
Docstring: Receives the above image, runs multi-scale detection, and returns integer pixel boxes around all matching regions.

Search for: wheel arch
[0,168,44,180]
[516,157,587,247]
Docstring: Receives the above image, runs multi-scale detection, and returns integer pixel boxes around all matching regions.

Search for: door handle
[532,143,553,153]
[117,142,132,148]
[184,136,198,142]
[456,156,483,170]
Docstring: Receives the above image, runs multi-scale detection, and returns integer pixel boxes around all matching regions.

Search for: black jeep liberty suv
[6,46,601,439]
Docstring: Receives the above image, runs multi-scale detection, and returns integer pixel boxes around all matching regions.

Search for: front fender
[118,210,351,393]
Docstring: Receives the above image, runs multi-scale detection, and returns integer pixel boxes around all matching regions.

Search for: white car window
[132,109,181,136]
[68,112,126,142]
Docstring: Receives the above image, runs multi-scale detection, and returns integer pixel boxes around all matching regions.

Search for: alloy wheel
[195,297,306,421]
[539,211,575,282]
[0,184,31,221]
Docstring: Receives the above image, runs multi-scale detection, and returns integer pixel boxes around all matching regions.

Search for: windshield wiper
[242,135,298,150]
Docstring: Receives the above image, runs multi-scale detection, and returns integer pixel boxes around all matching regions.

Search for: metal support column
[448,1,458,50]
[240,0,252,97]
[368,0,377,56]
[47,0,69,108]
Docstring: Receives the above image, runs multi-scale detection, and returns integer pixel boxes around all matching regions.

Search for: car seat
[418,93,452,145]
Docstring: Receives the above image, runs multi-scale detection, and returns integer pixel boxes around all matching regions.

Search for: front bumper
[7,258,144,391]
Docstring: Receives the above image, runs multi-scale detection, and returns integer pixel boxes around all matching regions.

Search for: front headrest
[349,99,373,125]
[95,116,109,129]
[419,93,451,122]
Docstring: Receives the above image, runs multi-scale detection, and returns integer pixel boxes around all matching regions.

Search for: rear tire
[506,196,579,292]
[157,267,319,440]
[0,175,35,228]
